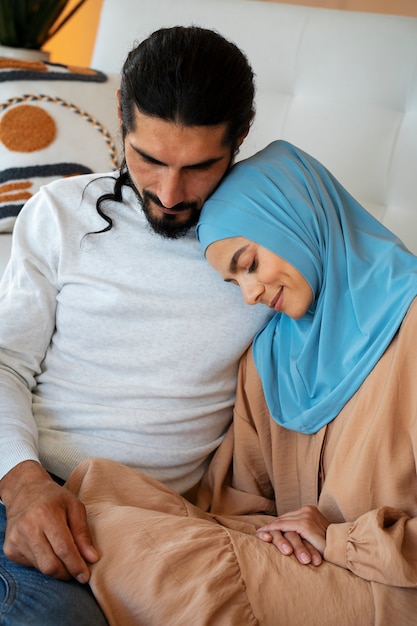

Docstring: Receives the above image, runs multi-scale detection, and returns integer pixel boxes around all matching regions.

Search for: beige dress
[66,298,417,626]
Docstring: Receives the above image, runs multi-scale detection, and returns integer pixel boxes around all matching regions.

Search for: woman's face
[206,236,313,320]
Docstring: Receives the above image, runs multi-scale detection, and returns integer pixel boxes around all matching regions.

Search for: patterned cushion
[0,57,121,232]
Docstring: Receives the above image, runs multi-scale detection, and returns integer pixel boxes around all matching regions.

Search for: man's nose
[157,169,185,208]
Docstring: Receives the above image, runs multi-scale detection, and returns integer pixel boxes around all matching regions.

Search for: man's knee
[0,495,107,625]
[0,553,107,625]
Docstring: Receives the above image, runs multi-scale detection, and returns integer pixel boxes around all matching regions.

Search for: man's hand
[0,460,99,582]
[256,505,330,566]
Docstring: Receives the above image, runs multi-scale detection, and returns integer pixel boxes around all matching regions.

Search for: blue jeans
[0,501,108,625]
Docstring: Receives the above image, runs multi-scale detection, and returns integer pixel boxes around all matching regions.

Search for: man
[0,26,269,625]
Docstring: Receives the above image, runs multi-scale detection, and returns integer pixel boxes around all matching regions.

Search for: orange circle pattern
[0,104,56,152]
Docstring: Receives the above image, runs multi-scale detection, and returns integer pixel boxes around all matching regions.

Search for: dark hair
[94,26,255,233]
[120,25,255,150]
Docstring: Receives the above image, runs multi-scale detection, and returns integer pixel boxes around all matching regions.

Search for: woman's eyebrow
[229,244,250,273]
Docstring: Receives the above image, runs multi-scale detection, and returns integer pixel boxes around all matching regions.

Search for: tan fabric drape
[68,459,373,625]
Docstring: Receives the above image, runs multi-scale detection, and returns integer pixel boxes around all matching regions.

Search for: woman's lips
[270,287,283,312]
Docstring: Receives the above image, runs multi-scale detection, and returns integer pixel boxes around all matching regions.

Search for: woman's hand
[255,505,330,566]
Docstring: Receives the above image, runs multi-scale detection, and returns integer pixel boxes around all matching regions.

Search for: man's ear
[236,131,248,150]
[234,127,250,158]
[116,89,122,126]
[237,110,255,148]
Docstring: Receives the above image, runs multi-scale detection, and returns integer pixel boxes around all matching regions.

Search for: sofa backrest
[92,0,417,254]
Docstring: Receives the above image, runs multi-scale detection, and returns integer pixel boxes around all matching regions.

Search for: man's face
[123,108,235,238]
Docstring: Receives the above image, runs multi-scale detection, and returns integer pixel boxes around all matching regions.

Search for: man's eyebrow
[229,244,250,274]
[132,146,165,165]
[130,144,225,170]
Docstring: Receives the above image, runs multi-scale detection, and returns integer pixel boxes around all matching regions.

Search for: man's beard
[130,180,200,239]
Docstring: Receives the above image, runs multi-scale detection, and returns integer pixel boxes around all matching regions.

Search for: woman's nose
[240,279,264,306]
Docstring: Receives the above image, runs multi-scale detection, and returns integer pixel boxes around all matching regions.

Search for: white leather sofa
[1,0,416,276]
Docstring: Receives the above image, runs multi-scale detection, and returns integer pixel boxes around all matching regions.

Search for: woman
[196,139,417,620]
[67,141,417,625]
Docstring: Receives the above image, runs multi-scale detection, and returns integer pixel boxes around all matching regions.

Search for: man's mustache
[143,190,198,213]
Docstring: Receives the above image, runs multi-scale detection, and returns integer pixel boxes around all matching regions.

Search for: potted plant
[0,0,86,55]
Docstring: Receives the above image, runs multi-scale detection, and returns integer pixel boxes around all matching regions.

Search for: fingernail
[257,531,270,540]
[281,543,292,554]
[76,573,88,584]
[300,553,310,564]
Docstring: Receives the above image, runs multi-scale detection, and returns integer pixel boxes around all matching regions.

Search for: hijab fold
[197,141,417,434]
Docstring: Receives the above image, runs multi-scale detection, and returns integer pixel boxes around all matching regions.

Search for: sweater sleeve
[0,188,61,479]
[325,506,417,587]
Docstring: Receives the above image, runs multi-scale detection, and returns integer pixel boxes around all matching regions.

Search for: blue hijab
[197,141,417,434]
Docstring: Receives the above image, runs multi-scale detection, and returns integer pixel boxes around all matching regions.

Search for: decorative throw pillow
[0,57,121,232]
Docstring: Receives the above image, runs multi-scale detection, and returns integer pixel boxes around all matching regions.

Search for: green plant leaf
[0,0,18,47]
[0,0,87,50]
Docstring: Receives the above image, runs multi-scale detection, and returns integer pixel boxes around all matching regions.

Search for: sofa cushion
[0,57,121,232]
[92,0,417,254]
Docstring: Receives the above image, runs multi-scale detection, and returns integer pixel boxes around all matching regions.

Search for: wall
[43,0,103,66]
[44,0,417,67]
[262,0,417,16]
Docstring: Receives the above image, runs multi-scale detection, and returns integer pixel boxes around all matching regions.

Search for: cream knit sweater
[0,173,270,493]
